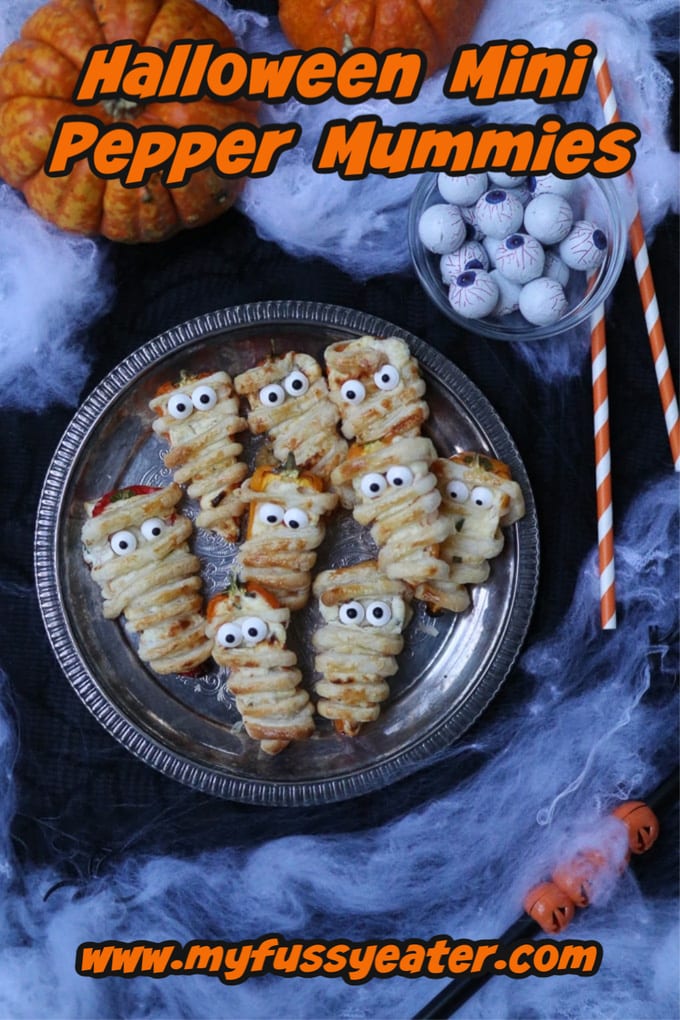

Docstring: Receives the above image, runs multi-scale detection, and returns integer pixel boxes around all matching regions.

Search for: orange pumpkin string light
[412,772,676,1020]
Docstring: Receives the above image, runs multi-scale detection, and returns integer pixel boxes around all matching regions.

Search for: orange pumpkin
[0,0,259,242]
[278,0,485,78]
[523,881,576,934]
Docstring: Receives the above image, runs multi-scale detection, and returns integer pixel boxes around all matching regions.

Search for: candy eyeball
[448,269,499,319]
[191,384,217,412]
[365,600,392,626]
[386,465,414,488]
[543,250,571,288]
[523,193,573,246]
[519,277,568,326]
[340,379,366,404]
[459,202,483,239]
[110,530,137,556]
[167,392,193,420]
[558,221,608,270]
[474,189,524,238]
[488,172,526,189]
[482,235,501,269]
[240,617,269,645]
[528,173,576,199]
[283,370,309,397]
[437,171,488,206]
[338,601,365,626]
[360,472,387,498]
[446,480,470,503]
[470,486,495,509]
[418,203,466,254]
[373,364,400,391]
[440,241,489,284]
[140,518,166,541]
[283,507,309,530]
[258,502,284,526]
[489,270,521,316]
[494,233,545,284]
[259,383,286,407]
[216,621,243,648]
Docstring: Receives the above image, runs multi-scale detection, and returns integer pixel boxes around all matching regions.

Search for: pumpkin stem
[101,96,143,120]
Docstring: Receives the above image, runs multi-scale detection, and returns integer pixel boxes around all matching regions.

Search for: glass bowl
[408,171,626,341]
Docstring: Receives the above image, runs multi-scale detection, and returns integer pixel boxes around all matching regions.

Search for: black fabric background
[1,0,677,965]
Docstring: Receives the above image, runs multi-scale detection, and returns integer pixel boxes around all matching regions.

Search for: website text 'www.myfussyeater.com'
[76,934,602,985]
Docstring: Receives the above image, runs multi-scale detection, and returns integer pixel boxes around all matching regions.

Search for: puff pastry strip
[237,462,339,610]
[234,351,348,480]
[415,453,525,611]
[207,584,315,754]
[149,370,248,541]
[330,435,453,592]
[81,483,213,674]
[312,561,412,736]
[325,335,429,444]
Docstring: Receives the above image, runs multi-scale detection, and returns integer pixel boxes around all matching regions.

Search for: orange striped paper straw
[590,285,617,629]
[593,48,680,472]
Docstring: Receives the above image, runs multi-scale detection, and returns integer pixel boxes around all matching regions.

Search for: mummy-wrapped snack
[207,582,315,755]
[330,435,450,590]
[237,458,339,610]
[312,561,413,736]
[149,370,248,542]
[81,483,213,674]
[415,452,525,611]
[234,351,347,480]
[325,335,429,445]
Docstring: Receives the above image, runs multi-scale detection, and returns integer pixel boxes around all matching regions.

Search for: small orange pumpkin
[0,0,259,242]
[523,881,576,934]
[612,801,660,855]
[278,0,486,78]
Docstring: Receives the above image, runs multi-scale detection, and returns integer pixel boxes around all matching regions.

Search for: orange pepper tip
[206,581,281,620]
[450,451,511,479]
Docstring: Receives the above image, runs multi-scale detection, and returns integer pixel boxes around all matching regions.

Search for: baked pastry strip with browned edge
[416,452,526,612]
[330,434,459,599]
[206,583,315,755]
[312,561,413,736]
[233,351,348,480]
[324,335,429,444]
[149,370,248,541]
[237,459,339,610]
[81,483,213,674]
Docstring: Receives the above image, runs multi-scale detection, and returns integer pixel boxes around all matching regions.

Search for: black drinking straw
[412,771,679,1019]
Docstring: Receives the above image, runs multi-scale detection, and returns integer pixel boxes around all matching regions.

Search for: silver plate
[35,301,539,806]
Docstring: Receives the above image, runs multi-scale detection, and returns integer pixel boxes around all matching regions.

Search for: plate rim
[34,300,539,806]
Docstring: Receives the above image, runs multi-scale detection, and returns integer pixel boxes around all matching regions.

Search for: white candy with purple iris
[417,171,609,331]
[494,233,545,284]
[440,240,489,283]
[448,269,499,319]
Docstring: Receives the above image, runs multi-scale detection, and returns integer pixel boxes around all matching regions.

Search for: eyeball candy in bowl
[448,269,499,319]
[528,173,576,198]
[543,250,571,287]
[440,241,489,283]
[437,171,488,206]
[417,203,466,254]
[488,172,526,189]
[489,270,521,316]
[494,233,545,284]
[523,193,573,246]
[559,220,608,270]
[408,171,625,340]
[474,188,524,238]
[519,277,568,326]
